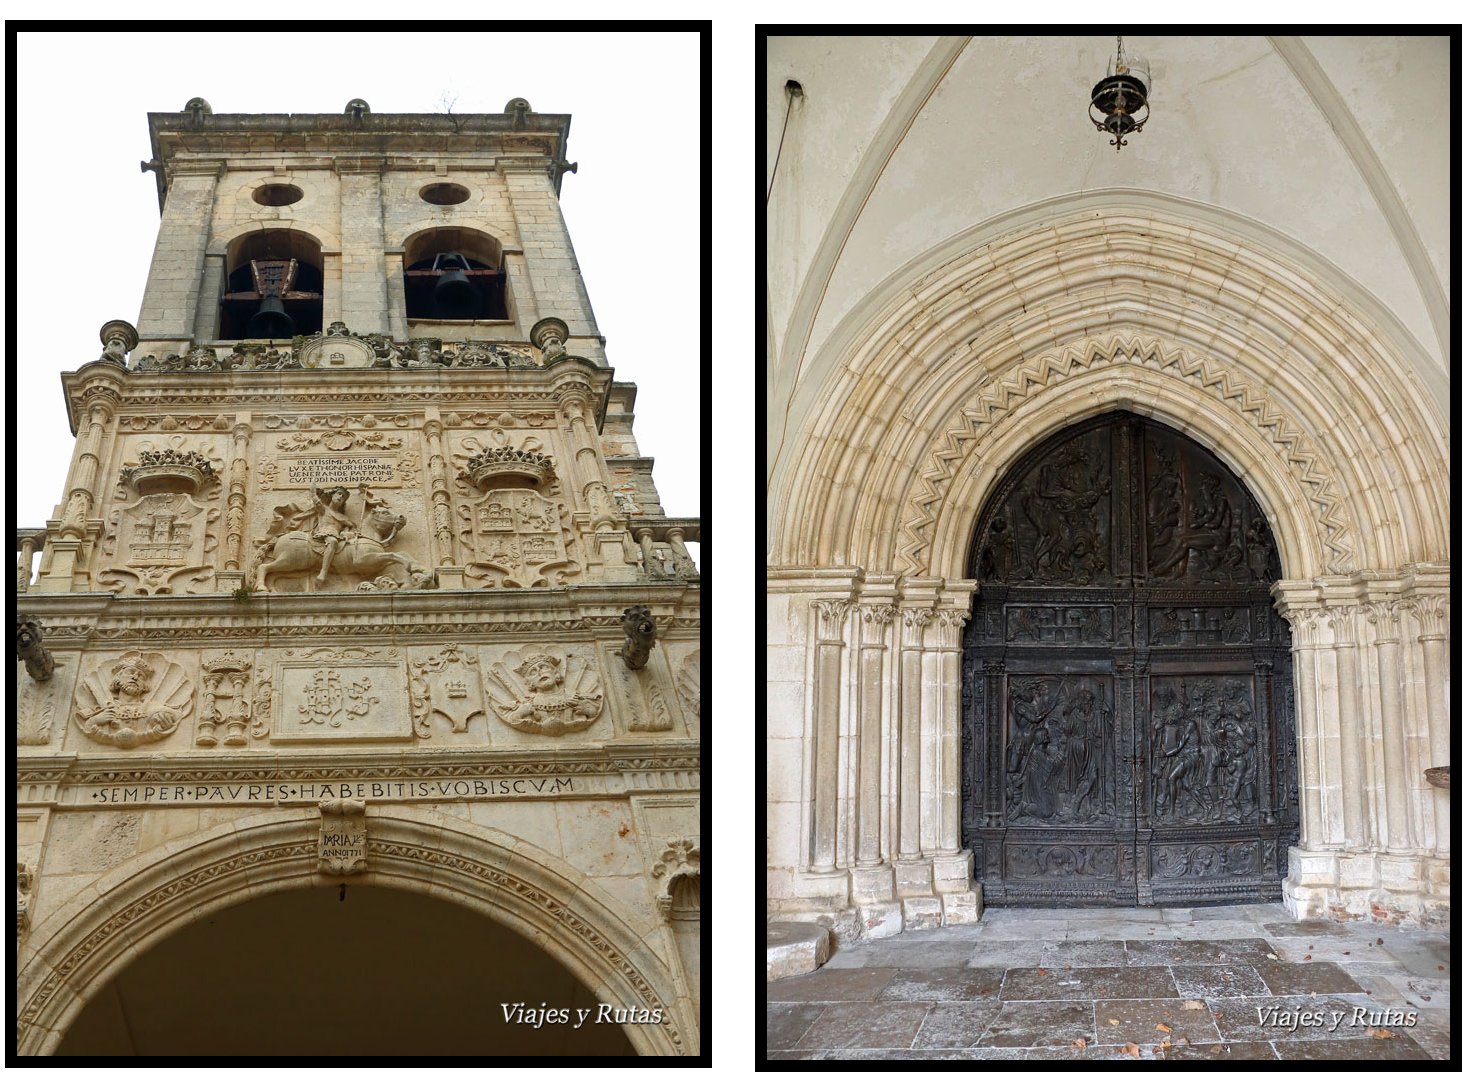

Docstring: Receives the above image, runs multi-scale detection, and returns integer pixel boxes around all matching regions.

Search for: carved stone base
[931,851,974,894]
[893,858,934,898]
[848,865,895,905]
[942,890,982,926]
[858,901,903,939]
[900,896,943,929]
[1283,847,1449,926]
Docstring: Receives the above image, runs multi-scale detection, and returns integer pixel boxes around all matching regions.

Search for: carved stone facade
[18,104,700,1056]
[769,39,1448,943]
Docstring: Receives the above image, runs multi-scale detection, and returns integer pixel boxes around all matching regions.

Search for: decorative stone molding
[73,651,193,749]
[649,838,699,920]
[896,337,1355,577]
[812,599,853,645]
[674,650,700,723]
[17,862,34,946]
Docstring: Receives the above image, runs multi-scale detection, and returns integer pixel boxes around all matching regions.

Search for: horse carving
[253,485,431,591]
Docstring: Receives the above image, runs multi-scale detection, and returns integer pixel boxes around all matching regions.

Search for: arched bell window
[403,227,508,323]
[220,230,323,340]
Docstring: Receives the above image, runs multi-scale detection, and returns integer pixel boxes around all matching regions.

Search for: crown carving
[458,446,555,489]
[202,650,252,675]
[119,450,217,495]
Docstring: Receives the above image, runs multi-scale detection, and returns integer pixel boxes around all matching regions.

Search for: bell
[432,253,480,317]
[246,297,295,340]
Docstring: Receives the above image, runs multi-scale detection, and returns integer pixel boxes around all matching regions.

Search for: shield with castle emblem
[462,488,573,587]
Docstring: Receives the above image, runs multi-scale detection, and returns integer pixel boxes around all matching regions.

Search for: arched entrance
[56,885,637,1056]
[18,810,689,1056]
[962,412,1298,906]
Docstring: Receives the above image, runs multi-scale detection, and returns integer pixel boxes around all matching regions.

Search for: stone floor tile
[765,1002,825,1050]
[976,1000,1097,1047]
[1254,959,1368,996]
[1125,937,1275,965]
[824,942,977,970]
[1094,996,1223,1047]
[1267,936,1399,965]
[1039,939,1128,967]
[1065,922,1170,940]
[793,1003,931,1049]
[766,966,897,1002]
[1000,965,1179,1001]
[972,919,1072,941]
[912,1002,1004,1047]
[1170,963,1270,998]
[966,940,1048,968]
[1261,920,1346,936]
[1208,993,1388,1043]
[878,967,1006,1002]
[764,1050,823,1060]
[1380,939,1453,977]
[1154,1039,1279,1060]
[1273,1036,1432,1060]
[1140,921,1267,940]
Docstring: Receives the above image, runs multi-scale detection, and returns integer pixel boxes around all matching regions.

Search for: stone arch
[399,221,515,260]
[17,809,688,1056]
[208,217,342,257]
[770,201,1448,582]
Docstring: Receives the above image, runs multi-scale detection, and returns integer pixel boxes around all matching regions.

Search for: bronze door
[962,413,1298,905]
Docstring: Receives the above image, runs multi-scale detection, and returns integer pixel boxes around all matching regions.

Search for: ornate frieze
[73,651,193,749]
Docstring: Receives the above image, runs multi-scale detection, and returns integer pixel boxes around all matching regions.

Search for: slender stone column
[810,599,851,872]
[929,608,967,856]
[1327,607,1366,848]
[423,410,454,566]
[58,390,119,539]
[1410,595,1449,855]
[556,380,617,529]
[1366,602,1411,853]
[1285,608,1327,849]
[223,418,252,570]
[855,605,894,866]
[897,607,934,861]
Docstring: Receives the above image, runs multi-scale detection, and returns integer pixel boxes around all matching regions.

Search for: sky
[14,29,703,565]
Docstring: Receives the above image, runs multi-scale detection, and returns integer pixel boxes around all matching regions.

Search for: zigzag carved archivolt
[896,335,1355,575]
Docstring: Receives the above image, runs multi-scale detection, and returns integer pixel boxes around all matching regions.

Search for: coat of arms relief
[98,442,222,595]
[453,431,581,588]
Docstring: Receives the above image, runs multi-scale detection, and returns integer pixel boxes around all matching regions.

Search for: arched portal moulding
[767,204,1449,936]
[17,809,688,1056]
[772,206,1447,575]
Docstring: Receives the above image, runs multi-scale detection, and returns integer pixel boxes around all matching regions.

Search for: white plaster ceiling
[766,34,1450,451]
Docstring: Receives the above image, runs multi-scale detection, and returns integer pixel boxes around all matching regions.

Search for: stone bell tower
[16,99,701,1057]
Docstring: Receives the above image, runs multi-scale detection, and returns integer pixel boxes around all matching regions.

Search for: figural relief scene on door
[964,413,1298,906]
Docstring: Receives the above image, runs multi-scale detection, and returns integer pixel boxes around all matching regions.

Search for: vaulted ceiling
[766,35,1450,485]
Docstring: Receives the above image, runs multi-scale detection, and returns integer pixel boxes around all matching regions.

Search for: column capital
[1407,594,1448,641]
[812,599,853,643]
[899,606,935,649]
[858,604,896,645]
